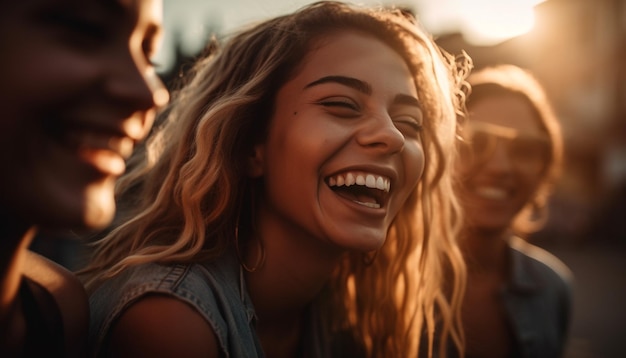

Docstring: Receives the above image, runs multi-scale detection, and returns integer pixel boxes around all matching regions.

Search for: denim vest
[426,236,574,358]
[502,236,574,358]
[89,253,266,357]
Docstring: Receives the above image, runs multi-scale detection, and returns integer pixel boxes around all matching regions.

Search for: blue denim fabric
[88,253,264,358]
[503,236,573,358]
[423,236,573,358]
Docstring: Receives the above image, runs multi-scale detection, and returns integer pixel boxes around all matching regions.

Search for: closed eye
[317,98,358,110]
[395,120,422,131]
[393,114,423,138]
[43,12,108,42]
[316,97,360,117]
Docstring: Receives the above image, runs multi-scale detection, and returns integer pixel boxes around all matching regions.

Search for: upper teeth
[475,186,507,200]
[328,171,390,192]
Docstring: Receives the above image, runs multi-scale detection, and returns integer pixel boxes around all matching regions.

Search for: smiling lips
[474,186,509,200]
[64,127,135,176]
[327,171,391,209]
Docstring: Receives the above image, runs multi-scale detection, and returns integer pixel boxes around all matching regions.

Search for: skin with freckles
[0,0,168,357]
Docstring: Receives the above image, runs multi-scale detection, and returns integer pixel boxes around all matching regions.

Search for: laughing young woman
[81,2,470,357]
[0,0,168,357]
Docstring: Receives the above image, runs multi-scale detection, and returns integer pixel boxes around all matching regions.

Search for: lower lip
[328,186,387,216]
[76,146,126,176]
[475,193,509,202]
[469,194,512,212]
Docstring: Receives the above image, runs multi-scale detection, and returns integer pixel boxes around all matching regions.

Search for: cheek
[263,121,321,195]
[520,171,545,199]
[268,109,349,163]
[404,142,425,186]
[395,141,425,208]
[8,57,98,111]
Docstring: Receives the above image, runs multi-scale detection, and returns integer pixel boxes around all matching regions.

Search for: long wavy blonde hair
[80,2,470,356]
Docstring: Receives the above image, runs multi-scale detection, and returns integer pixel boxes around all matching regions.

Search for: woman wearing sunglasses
[457,65,573,358]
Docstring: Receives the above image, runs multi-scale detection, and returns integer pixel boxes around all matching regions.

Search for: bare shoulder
[106,294,220,358]
[22,250,89,358]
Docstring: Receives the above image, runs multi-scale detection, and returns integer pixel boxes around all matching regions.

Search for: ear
[246,144,265,178]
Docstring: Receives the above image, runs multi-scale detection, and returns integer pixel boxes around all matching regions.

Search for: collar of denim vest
[504,235,541,294]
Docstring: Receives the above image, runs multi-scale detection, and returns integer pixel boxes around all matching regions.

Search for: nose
[356,114,405,154]
[106,52,169,111]
[143,67,170,108]
[483,141,513,172]
[106,53,170,139]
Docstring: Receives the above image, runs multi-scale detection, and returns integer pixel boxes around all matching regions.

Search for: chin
[51,197,116,232]
[468,218,510,235]
[37,201,115,233]
[54,182,117,231]
[81,206,115,229]
[469,209,514,227]
[334,229,387,252]
[81,187,117,229]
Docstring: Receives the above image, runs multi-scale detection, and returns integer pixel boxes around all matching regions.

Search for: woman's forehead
[469,94,545,136]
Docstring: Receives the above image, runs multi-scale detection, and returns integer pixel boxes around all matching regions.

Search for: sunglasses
[460,121,551,173]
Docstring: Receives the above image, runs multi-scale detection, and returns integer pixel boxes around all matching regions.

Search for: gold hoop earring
[514,198,548,234]
[234,213,266,273]
[529,198,549,227]
[362,249,379,266]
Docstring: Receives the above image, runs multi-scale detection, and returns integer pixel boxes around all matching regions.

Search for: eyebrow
[304,75,420,108]
[304,76,372,95]
[393,94,421,108]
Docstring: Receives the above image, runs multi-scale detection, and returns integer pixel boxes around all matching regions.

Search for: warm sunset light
[457,0,545,45]
[154,0,550,71]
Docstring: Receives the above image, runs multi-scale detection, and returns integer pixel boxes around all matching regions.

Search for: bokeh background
[33,0,626,357]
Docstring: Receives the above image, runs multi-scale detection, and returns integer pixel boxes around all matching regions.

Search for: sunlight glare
[458,0,545,45]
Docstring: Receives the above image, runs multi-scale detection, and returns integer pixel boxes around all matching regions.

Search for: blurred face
[253,31,424,252]
[459,94,550,232]
[0,0,168,230]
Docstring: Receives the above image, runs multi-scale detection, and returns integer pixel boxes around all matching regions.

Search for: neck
[245,231,342,322]
[461,226,511,273]
[243,208,344,357]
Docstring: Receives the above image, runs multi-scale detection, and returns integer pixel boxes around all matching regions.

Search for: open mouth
[327,171,390,209]
[47,120,133,158]
[44,119,133,175]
